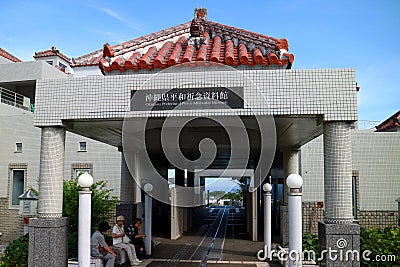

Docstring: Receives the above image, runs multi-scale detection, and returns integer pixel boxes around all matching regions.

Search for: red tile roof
[73,20,294,73]
[375,110,400,132]
[34,46,72,64]
[0,48,22,62]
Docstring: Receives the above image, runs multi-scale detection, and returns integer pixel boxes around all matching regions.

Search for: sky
[1,0,399,124]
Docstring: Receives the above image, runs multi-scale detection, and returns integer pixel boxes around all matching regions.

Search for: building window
[46,60,53,66]
[79,142,87,152]
[11,169,25,206]
[71,163,93,179]
[15,143,22,153]
[352,171,359,220]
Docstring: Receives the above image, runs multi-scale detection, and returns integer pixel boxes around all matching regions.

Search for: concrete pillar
[319,121,360,267]
[251,189,258,241]
[29,127,68,267]
[194,174,201,205]
[200,177,205,205]
[144,183,153,255]
[134,153,143,218]
[171,187,183,239]
[120,152,135,203]
[281,148,299,246]
[38,127,66,218]
[117,152,136,226]
[283,149,299,206]
[185,171,194,230]
[323,122,353,223]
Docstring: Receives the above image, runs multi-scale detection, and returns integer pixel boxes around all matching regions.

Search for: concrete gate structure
[30,8,360,267]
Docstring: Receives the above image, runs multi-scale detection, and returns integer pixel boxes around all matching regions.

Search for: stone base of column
[280,205,289,245]
[318,222,360,267]
[29,217,68,267]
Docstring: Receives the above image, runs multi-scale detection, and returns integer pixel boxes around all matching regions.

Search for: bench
[90,256,104,267]
[111,246,127,265]
[90,248,127,266]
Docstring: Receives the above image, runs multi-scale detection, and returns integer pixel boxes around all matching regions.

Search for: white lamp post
[287,174,303,267]
[144,183,153,255]
[262,183,272,259]
[77,173,93,267]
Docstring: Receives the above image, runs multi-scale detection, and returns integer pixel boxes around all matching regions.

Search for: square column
[120,151,135,203]
[281,148,299,245]
[320,121,360,267]
[30,127,68,267]
[283,149,300,205]
[117,151,137,226]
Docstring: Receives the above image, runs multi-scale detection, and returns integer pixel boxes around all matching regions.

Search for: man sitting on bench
[91,222,117,267]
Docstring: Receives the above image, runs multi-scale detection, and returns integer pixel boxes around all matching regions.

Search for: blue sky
[1,0,399,123]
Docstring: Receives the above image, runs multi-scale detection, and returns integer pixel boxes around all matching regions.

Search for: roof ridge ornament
[194,7,207,21]
[189,7,208,49]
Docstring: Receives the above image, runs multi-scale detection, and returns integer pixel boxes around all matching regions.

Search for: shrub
[0,234,29,267]
[1,178,118,264]
[360,226,400,266]
[303,232,319,261]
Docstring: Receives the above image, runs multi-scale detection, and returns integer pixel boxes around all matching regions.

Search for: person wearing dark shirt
[128,218,146,260]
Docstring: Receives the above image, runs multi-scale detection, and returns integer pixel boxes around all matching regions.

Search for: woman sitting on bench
[112,215,142,266]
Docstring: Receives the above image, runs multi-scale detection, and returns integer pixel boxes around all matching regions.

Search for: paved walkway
[146,233,280,266]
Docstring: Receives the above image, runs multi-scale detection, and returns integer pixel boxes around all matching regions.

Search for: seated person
[128,218,147,260]
[112,215,141,266]
[91,222,116,267]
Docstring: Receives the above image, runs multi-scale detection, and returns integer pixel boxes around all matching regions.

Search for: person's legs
[115,243,138,264]
[126,243,140,261]
[102,253,115,267]
[134,245,145,260]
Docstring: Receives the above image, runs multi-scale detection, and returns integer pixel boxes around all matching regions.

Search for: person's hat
[98,221,111,232]
[116,215,125,222]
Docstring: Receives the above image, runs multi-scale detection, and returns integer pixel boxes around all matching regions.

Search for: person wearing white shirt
[112,215,141,266]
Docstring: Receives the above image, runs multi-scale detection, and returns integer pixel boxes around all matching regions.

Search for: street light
[263,183,272,259]
[77,173,94,267]
[144,183,153,255]
[286,173,303,267]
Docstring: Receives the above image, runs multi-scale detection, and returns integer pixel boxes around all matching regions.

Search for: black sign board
[130,87,244,111]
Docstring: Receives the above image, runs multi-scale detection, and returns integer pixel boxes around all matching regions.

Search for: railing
[0,87,34,112]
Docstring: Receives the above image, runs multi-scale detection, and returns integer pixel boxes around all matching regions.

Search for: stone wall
[302,202,399,237]
[357,210,398,229]
[0,198,24,243]
[302,202,325,235]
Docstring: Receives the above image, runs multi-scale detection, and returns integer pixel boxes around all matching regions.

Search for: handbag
[116,224,131,243]
[98,244,108,256]
[122,235,131,243]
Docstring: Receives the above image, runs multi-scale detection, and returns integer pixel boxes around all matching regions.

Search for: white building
[0,48,121,243]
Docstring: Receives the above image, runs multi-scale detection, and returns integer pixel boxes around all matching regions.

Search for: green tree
[208,190,226,199]
[223,190,243,202]
[63,178,118,259]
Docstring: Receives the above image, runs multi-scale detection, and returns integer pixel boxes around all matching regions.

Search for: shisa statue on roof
[189,7,208,49]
